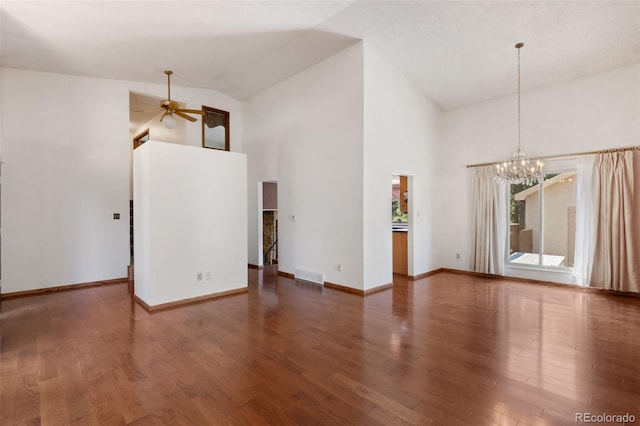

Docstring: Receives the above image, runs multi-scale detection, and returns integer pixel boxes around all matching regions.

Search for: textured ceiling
[2,1,639,109]
[1,1,357,101]
[320,1,640,109]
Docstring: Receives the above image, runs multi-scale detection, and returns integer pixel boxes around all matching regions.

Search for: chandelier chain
[495,42,544,185]
[517,46,521,152]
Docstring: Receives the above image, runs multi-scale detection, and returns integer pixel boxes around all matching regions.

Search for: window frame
[201,105,230,151]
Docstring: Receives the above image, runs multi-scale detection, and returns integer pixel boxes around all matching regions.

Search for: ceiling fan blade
[174,111,198,122]
[176,108,203,115]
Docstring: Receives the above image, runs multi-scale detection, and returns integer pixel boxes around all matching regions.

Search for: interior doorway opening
[392,174,409,275]
[261,181,278,266]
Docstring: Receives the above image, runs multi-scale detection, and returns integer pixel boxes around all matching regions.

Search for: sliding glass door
[507,170,577,271]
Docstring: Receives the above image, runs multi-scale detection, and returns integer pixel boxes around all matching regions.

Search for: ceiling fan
[159,70,202,129]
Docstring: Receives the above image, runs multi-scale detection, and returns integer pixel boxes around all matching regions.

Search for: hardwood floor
[1,269,640,425]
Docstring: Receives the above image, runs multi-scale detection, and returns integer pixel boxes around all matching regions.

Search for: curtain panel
[589,151,639,292]
[574,156,596,286]
[471,166,506,275]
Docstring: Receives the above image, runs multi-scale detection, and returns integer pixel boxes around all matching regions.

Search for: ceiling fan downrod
[165,70,172,102]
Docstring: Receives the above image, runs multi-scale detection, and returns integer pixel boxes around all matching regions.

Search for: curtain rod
[466,145,640,169]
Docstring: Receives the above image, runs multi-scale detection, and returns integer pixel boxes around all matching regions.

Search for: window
[133,128,149,149]
[202,105,230,151]
[507,169,577,270]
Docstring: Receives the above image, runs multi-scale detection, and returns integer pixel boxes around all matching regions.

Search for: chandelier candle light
[496,42,544,184]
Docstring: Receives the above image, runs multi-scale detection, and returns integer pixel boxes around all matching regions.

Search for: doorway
[392,174,409,275]
[262,182,278,266]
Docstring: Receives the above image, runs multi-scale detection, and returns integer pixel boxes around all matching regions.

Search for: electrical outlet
[456,253,460,259]
[336,264,342,272]
[197,272,202,281]
[113,213,120,220]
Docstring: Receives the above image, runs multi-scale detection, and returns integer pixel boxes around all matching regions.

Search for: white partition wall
[134,141,247,307]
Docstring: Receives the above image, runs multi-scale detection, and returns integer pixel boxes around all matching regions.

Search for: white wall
[128,110,187,198]
[134,141,247,306]
[0,67,3,158]
[1,68,243,293]
[362,42,442,289]
[1,69,130,292]
[243,43,365,289]
[440,64,640,284]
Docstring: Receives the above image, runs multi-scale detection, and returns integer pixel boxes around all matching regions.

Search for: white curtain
[574,155,596,286]
[471,166,506,275]
[589,151,639,292]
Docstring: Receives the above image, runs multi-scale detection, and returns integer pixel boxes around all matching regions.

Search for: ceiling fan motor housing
[161,99,179,112]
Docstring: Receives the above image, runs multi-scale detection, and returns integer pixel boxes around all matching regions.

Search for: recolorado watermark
[575,412,636,423]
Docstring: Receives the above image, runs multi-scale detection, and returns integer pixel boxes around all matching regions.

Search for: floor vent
[294,268,324,285]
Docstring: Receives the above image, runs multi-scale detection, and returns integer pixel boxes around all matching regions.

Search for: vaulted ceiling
[2,1,638,110]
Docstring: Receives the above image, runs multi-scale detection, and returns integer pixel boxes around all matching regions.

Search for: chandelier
[496,42,544,185]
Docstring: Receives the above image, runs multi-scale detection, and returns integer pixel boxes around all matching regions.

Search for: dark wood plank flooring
[1,270,640,425]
